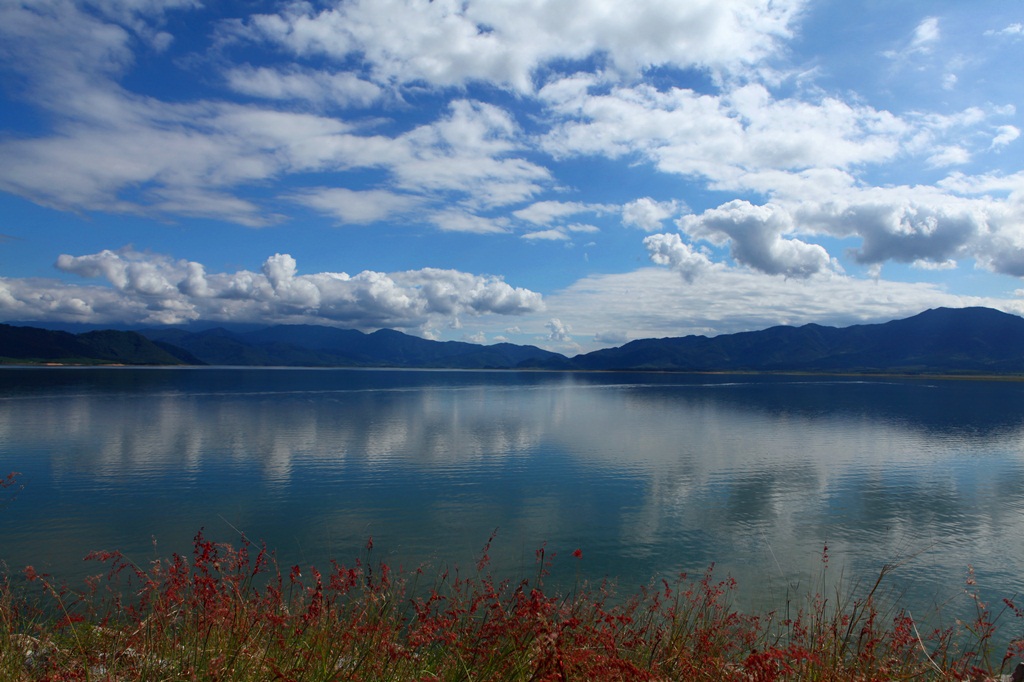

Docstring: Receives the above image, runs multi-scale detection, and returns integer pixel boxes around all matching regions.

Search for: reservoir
[2,366,1023,622]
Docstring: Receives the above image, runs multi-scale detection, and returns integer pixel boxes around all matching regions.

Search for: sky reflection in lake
[2,368,1024,618]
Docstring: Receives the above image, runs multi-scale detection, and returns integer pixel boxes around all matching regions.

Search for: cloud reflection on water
[2,368,1024,610]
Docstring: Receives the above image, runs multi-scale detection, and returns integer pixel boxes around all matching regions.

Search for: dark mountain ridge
[4,306,1024,374]
[547,307,1024,374]
[138,324,566,369]
[0,324,198,365]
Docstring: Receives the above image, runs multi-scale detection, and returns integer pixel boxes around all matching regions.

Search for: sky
[1,0,1023,355]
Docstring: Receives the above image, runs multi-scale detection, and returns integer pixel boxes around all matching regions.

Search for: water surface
[2,367,1023,622]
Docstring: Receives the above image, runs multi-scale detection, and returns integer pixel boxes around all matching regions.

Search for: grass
[2,528,1024,681]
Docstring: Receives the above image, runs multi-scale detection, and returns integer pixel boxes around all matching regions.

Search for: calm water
[3,366,1024,621]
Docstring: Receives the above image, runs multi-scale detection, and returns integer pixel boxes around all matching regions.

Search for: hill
[137,324,567,369]
[5,307,1024,374]
[0,325,199,365]
[540,307,1024,374]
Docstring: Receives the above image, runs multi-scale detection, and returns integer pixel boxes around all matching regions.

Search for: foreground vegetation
[2,528,1024,682]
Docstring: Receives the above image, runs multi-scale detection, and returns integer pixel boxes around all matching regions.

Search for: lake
[2,366,1024,624]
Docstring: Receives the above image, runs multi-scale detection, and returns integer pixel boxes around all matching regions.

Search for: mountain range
[3,306,1024,375]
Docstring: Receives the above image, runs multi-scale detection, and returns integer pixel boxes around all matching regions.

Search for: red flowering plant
[1,529,1023,680]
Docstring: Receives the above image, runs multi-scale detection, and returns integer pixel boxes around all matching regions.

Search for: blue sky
[1,0,1022,354]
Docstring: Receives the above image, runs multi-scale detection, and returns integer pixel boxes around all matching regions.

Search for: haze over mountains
[4,307,1024,374]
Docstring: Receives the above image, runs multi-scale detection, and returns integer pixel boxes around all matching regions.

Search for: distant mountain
[533,307,1024,374]
[6,307,1024,374]
[138,324,567,369]
[0,325,199,365]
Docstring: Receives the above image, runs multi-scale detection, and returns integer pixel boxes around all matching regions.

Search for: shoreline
[4,360,1024,381]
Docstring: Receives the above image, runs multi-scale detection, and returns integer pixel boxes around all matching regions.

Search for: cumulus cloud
[678,201,834,278]
[622,197,682,232]
[789,188,990,268]
[0,249,545,329]
[545,318,572,342]
[664,167,1024,280]
[643,233,716,282]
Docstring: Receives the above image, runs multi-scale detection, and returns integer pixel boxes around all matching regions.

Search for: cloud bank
[0,250,544,333]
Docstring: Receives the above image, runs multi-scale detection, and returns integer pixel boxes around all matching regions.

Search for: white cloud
[884,16,940,61]
[240,0,806,92]
[670,168,1024,279]
[0,90,545,225]
[926,145,970,168]
[428,209,510,234]
[225,65,383,108]
[643,233,716,283]
[912,259,957,271]
[522,229,570,241]
[0,1,550,225]
[530,266,1024,350]
[788,186,997,268]
[0,248,546,329]
[985,23,1023,37]
[678,200,834,278]
[937,171,1024,196]
[388,100,551,208]
[540,81,908,188]
[545,318,572,342]
[991,125,1020,149]
[911,17,941,52]
[512,201,613,225]
[293,188,421,224]
[622,197,682,232]
[0,92,357,225]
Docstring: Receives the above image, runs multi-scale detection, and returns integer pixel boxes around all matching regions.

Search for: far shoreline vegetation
[0,530,1022,680]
